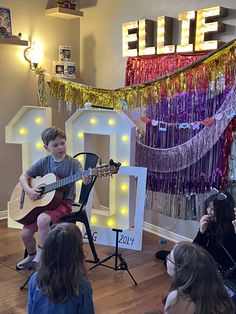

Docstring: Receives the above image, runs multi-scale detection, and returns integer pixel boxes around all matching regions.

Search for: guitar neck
[44,169,91,193]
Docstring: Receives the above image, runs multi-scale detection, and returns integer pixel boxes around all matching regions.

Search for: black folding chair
[59,152,101,263]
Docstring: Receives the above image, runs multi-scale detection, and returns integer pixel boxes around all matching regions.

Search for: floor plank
[0,219,173,314]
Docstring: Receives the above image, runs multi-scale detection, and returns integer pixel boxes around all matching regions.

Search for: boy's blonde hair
[41,126,66,146]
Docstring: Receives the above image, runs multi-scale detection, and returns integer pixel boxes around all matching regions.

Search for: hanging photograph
[0,7,12,35]
[59,45,71,62]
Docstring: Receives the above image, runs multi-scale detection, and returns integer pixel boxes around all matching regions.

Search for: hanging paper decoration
[179,123,191,129]
[192,122,201,130]
[140,116,151,123]
[159,122,167,132]
[215,113,223,121]
[201,118,214,126]
[151,119,158,127]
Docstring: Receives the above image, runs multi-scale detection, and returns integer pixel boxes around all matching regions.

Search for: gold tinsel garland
[35,67,47,107]
[50,40,236,110]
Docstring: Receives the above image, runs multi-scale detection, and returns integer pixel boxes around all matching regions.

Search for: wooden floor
[0,219,173,314]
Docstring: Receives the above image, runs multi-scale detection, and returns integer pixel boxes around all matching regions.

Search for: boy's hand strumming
[26,188,41,201]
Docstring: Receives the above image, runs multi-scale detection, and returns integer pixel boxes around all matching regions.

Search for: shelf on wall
[45,7,84,19]
[0,37,29,46]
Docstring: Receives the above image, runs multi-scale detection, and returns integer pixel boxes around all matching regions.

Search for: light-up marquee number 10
[5,106,147,251]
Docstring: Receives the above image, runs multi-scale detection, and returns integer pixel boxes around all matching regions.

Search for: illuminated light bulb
[122,161,129,166]
[107,218,116,227]
[19,128,28,135]
[90,216,97,224]
[90,118,97,125]
[108,119,115,126]
[120,207,128,215]
[121,183,128,192]
[121,135,129,142]
[35,141,43,149]
[77,155,84,163]
[35,117,43,125]
[77,132,84,139]
[29,42,43,65]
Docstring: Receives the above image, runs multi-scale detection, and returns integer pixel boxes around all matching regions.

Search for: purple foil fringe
[136,87,236,194]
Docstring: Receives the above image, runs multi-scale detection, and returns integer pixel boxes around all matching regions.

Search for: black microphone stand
[89,228,137,286]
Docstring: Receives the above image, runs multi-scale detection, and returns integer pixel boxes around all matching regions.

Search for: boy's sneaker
[16,253,36,270]
[32,247,42,268]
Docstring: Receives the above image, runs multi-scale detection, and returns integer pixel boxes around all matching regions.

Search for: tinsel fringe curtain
[125,53,205,85]
[50,40,236,110]
[125,50,236,195]
[49,40,236,201]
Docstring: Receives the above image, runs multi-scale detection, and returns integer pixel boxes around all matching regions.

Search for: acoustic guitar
[8,159,120,225]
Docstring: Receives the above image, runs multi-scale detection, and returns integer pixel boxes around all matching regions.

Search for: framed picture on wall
[64,61,76,78]
[52,61,65,77]
[59,45,71,62]
[0,7,12,35]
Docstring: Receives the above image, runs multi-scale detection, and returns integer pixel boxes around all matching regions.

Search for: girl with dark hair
[28,223,94,314]
[164,242,235,314]
[193,191,236,278]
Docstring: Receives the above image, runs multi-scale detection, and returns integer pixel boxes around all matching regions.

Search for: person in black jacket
[156,191,236,276]
[193,191,236,278]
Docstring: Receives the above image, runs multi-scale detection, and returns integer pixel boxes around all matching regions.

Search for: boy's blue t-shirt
[28,272,95,314]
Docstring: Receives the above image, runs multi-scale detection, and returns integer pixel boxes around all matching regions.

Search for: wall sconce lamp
[24,42,42,70]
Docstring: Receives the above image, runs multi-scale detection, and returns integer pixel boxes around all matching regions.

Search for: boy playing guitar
[15,126,91,270]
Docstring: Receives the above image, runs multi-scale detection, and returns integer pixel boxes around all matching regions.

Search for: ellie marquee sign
[122,6,227,57]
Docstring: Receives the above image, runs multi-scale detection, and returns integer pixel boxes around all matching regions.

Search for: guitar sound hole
[36,184,46,199]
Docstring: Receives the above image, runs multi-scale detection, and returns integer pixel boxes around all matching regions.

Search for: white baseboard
[0,210,7,220]
[143,221,192,243]
[0,211,192,243]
